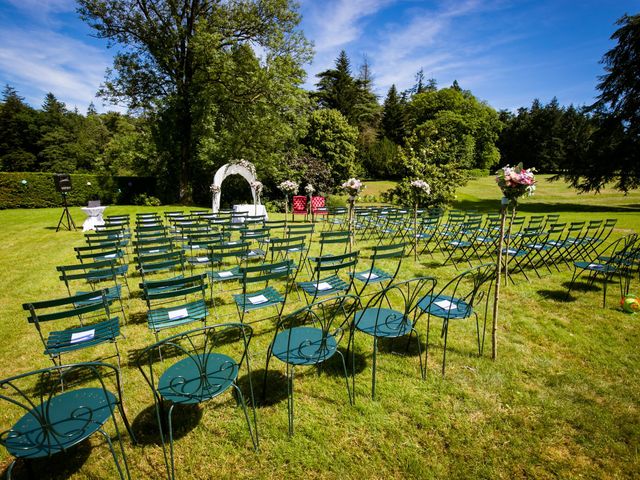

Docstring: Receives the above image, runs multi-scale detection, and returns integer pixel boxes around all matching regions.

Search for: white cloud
[0,27,117,113]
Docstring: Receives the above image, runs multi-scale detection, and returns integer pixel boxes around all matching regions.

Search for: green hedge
[0,172,156,209]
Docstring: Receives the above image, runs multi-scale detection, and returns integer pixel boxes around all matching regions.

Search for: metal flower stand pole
[348,196,356,251]
[491,197,517,360]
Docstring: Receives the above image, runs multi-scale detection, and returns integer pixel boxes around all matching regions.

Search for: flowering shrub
[341,178,364,197]
[410,179,431,194]
[278,180,299,195]
[495,163,536,200]
[304,184,315,195]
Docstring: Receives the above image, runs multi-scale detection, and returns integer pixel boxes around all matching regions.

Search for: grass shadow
[537,289,576,302]
[249,368,288,407]
[131,402,203,446]
[2,439,92,479]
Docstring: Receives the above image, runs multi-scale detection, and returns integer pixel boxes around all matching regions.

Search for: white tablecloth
[81,206,107,231]
[232,204,268,223]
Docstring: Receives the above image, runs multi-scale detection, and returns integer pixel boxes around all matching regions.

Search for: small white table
[232,204,268,223]
[80,206,107,231]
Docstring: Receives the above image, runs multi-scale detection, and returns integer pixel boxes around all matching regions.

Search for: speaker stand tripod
[56,193,77,232]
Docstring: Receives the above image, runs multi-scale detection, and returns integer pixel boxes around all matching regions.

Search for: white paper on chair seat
[362,272,379,280]
[104,253,117,258]
[588,263,603,269]
[506,249,518,255]
[434,300,457,310]
[88,295,101,301]
[248,251,257,256]
[228,241,238,245]
[149,249,160,253]
[196,257,209,262]
[218,271,233,278]
[168,308,189,320]
[71,329,95,344]
[316,282,332,291]
[249,294,268,304]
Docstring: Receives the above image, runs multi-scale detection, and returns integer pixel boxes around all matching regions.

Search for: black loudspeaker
[54,173,72,193]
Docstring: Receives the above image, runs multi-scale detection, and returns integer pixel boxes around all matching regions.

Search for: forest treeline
[1,3,638,206]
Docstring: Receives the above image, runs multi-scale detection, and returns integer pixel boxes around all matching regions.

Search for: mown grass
[0,179,639,479]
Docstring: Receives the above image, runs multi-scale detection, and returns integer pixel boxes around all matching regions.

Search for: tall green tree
[78,0,311,203]
[556,13,640,192]
[381,84,407,144]
[302,108,358,184]
[314,50,360,123]
[0,86,39,171]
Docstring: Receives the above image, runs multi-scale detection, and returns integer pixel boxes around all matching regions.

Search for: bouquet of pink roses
[495,163,536,200]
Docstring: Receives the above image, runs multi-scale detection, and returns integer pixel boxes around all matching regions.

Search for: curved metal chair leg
[335,349,352,405]
[97,428,129,480]
[286,363,295,436]
[168,404,176,480]
[441,320,449,376]
[371,337,378,400]
[232,383,259,451]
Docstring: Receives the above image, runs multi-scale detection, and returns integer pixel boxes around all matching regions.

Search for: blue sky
[0,0,638,113]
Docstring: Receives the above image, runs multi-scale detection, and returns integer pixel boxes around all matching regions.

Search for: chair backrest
[269,236,307,263]
[292,196,308,214]
[318,230,351,256]
[286,224,314,238]
[136,250,186,280]
[142,273,207,306]
[311,196,326,213]
[57,259,126,293]
[22,290,116,348]
[422,263,496,320]
[360,277,437,328]
[272,294,360,358]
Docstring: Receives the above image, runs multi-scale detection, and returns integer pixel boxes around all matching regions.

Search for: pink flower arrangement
[278,180,299,195]
[342,178,364,197]
[495,163,536,200]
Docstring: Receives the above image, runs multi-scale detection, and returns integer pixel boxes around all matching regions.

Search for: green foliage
[0,172,156,209]
[302,109,358,184]
[78,0,312,204]
[554,13,640,193]
[381,84,407,144]
[314,50,380,128]
[384,144,468,208]
[132,193,162,206]
[325,194,347,208]
[467,168,490,177]
[360,137,403,179]
[407,87,503,170]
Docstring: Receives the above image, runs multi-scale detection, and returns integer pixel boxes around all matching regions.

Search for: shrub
[325,194,347,208]
[133,193,162,206]
[0,172,156,209]
[467,168,490,178]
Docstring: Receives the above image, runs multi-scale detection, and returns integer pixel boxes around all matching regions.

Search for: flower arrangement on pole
[492,163,536,361]
[342,178,365,248]
[305,184,315,220]
[410,179,431,260]
[251,180,263,215]
[278,180,299,226]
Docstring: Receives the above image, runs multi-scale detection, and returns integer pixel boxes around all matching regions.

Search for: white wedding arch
[210,160,261,213]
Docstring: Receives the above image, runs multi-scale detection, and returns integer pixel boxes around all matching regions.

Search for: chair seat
[209,266,242,282]
[417,294,472,319]
[4,388,118,458]
[297,275,348,297]
[354,308,412,338]
[45,318,120,356]
[158,353,238,405]
[501,248,527,257]
[233,286,284,312]
[574,261,617,273]
[447,240,471,248]
[351,267,392,284]
[272,327,338,365]
[147,299,207,332]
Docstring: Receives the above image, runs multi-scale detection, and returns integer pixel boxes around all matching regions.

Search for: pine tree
[381,84,407,144]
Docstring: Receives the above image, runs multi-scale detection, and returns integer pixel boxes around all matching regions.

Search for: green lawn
[0,179,638,479]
